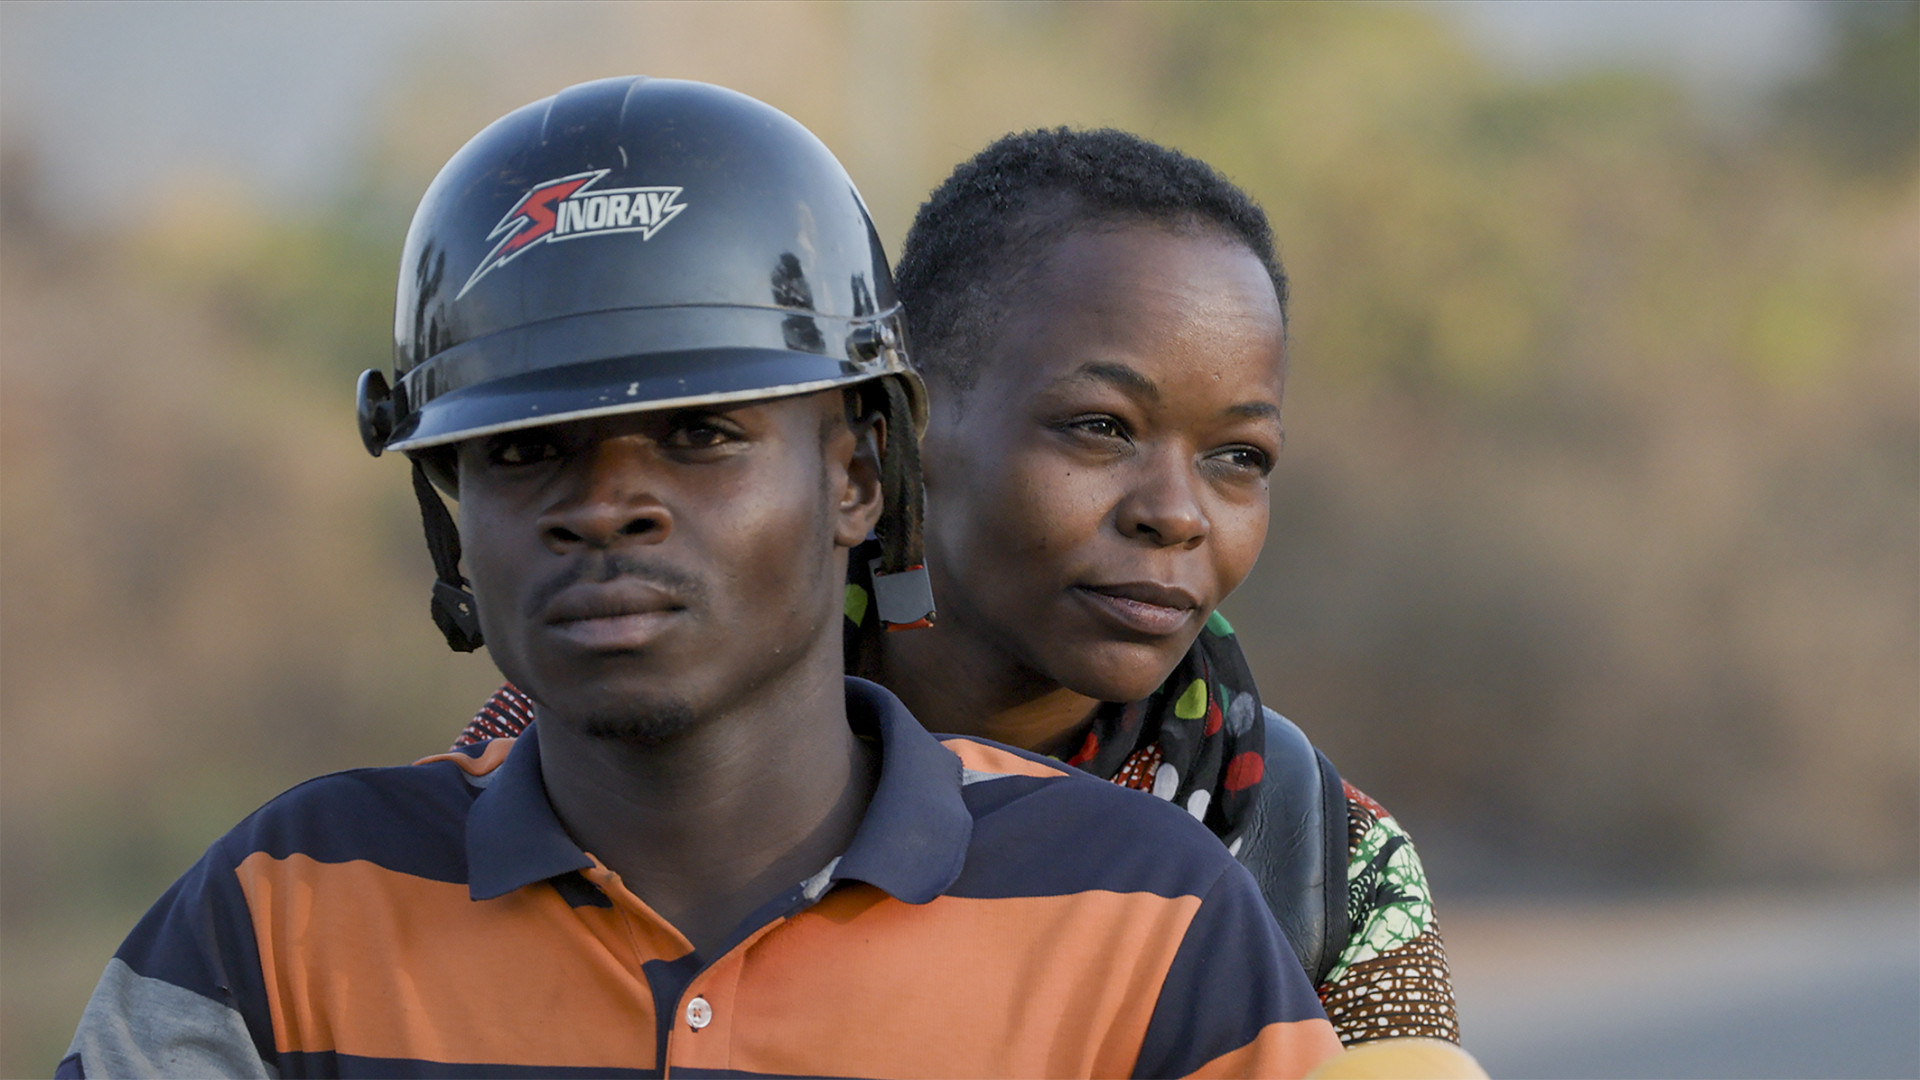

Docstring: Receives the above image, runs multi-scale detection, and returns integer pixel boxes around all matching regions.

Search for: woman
[458,129,1457,1047]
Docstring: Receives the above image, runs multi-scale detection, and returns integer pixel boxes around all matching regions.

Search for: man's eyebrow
[1062,362,1161,402]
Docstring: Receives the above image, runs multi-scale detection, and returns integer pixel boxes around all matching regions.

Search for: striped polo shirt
[62,678,1342,1078]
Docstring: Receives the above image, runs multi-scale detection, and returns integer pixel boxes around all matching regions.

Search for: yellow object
[1174,678,1209,719]
[1307,1038,1488,1079]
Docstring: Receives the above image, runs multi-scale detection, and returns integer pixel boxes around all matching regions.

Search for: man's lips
[1072,581,1201,637]
[543,581,685,649]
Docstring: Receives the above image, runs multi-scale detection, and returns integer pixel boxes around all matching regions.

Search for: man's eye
[664,416,741,450]
[488,437,560,466]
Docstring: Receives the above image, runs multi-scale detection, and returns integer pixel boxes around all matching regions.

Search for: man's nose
[1114,449,1210,549]
[536,438,673,552]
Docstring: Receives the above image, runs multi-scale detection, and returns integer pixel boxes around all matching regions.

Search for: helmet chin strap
[410,459,486,652]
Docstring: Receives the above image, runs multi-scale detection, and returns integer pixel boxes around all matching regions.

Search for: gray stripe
[66,958,276,1079]
[800,856,842,902]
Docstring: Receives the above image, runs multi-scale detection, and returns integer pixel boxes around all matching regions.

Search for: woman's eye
[1212,445,1273,474]
[1068,415,1129,440]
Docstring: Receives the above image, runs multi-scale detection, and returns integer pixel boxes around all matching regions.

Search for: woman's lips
[1072,582,1200,637]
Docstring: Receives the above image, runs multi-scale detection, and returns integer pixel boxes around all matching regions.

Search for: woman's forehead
[985,226,1287,395]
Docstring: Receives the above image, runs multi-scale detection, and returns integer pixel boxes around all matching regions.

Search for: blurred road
[1444,886,1920,1079]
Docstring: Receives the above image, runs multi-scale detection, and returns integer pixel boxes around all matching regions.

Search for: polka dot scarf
[1055,610,1268,851]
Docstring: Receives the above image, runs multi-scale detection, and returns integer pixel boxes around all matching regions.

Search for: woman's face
[918,223,1288,704]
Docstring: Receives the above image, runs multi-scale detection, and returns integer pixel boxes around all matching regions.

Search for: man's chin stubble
[578,700,700,746]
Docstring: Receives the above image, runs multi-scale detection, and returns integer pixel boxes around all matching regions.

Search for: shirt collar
[829,677,972,904]
[465,677,972,905]
[466,719,592,901]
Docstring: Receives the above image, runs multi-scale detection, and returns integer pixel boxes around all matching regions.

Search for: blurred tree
[129,183,405,383]
[1775,0,1919,178]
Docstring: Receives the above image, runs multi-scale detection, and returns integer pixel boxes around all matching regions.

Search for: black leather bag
[1235,708,1351,986]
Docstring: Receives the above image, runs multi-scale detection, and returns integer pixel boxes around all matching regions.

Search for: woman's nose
[1114,450,1209,549]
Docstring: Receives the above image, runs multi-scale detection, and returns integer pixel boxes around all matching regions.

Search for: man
[59,77,1343,1079]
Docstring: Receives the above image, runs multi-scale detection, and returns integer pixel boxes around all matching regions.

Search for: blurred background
[1,1,1913,1076]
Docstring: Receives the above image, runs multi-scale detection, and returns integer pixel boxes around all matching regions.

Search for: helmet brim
[387,347,915,454]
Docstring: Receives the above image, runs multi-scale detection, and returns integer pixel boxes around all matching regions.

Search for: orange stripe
[1183,1018,1346,1079]
[235,852,682,1069]
[412,737,515,776]
[233,848,1318,1076]
[679,886,1199,1077]
[941,737,1069,779]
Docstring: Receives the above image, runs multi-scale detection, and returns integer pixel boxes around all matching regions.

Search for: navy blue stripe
[642,953,702,1070]
[113,834,277,1067]
[1131,860,1329,1079]
[949,777,1234,900]
[223,765,479,884]
[278,1050,657,1077]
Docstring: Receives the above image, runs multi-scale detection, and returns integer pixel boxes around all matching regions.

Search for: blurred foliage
[1776,0,1919,177]
[125,180,408,382]
[2,2,1916,1073]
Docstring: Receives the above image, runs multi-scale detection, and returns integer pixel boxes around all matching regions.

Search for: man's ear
[833,400,886,549]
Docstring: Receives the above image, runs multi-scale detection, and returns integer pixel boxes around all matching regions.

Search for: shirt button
[685,996,713,1030]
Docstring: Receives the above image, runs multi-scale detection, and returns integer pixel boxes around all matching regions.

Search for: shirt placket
[661,919,786,1076]
[576,861,702,1071]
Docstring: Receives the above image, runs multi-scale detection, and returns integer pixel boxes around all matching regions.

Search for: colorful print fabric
[1318,782,1459,1044]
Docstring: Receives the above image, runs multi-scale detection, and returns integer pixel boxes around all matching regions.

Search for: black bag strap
[1235,708,1351,987]
[1314,745,1352,985]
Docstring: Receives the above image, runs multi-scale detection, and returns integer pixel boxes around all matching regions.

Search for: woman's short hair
[895,127,1287,392]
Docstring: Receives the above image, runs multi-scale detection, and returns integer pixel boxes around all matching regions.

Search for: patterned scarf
[461,539,1269,849]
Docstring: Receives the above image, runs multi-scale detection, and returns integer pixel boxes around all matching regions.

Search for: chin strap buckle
[870,560,935,631]
[432,579,486,652]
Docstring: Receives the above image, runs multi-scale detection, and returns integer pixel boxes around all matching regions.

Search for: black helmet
[358,77,930,651]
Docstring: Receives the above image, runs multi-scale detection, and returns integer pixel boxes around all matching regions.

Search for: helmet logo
[456,169,687,298]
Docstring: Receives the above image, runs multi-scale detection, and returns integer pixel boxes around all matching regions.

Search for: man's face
[454,391,881,740]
